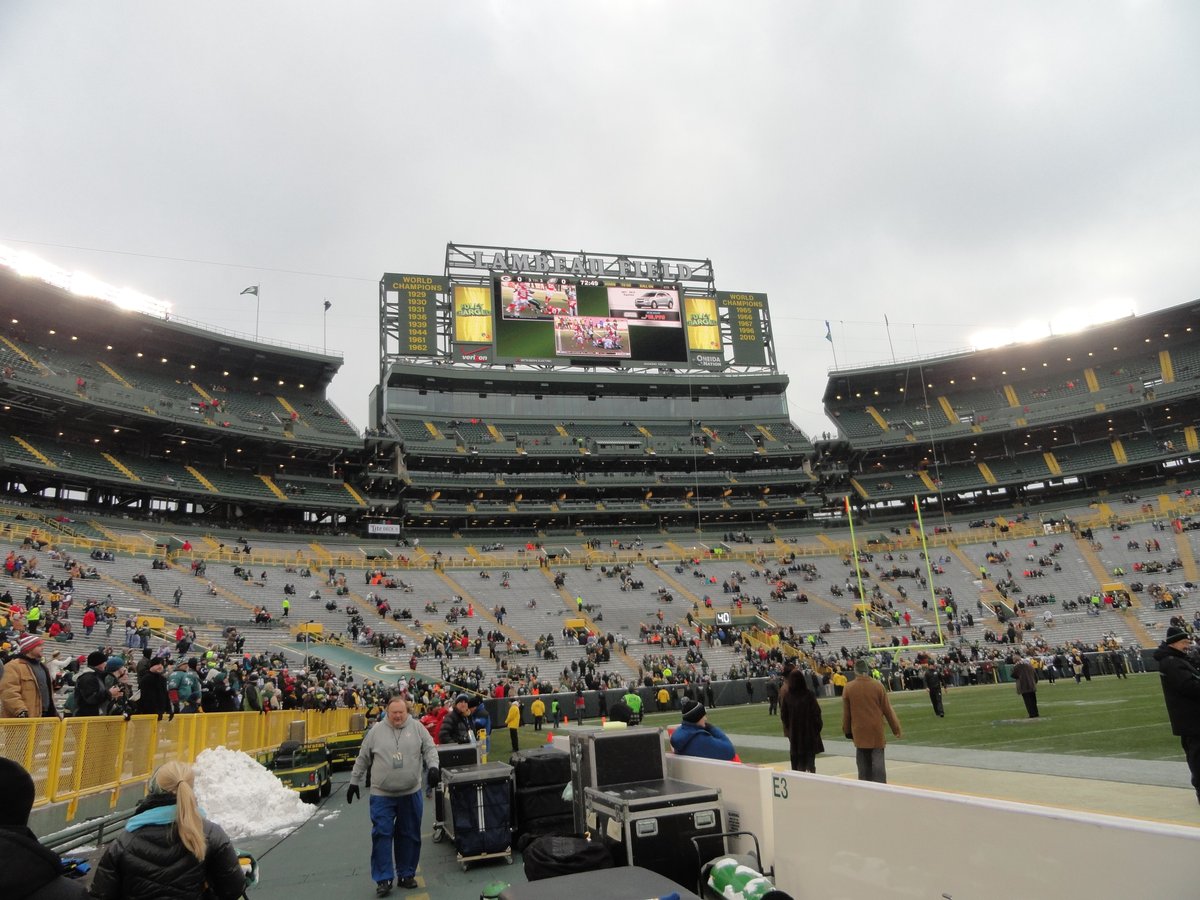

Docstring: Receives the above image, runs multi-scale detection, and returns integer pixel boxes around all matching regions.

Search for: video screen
[492,275,689,365]
[553,315,632,358]
[605,286,681,328]
[499,275,577,321]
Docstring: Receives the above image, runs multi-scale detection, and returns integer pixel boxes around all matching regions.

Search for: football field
[631,674,1182,765]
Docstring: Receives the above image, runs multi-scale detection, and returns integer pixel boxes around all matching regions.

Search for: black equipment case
[440,761,515,869]
[568,728,666,834]
[432,743,483,843]
[584,779,724,890]
[510,745,571,788]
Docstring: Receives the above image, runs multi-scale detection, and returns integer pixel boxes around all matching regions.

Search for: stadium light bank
[968,299,1138,351]
[0,244,172,318]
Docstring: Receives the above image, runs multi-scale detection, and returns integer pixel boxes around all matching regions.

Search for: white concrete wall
[664,756,1200,899]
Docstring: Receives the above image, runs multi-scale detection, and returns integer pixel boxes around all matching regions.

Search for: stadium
[2,241,1200,898]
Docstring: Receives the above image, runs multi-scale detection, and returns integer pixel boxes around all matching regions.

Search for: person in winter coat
[0,757,87,899]
[135,658,172,719]
[73,652,119,717]
[438,694,474,744]
[89,761,245,900]
[505,700,522,752]
[348,695,440,896]
[1,634,58,718]
[670,699,736,761]
[1154,625,1200,803]
[1012,656,1039,719]
[841,659,902,783]
[530,696,545,731]
[779,668,824,773]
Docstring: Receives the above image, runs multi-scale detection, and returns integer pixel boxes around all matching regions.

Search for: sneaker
[376,880,393,897]
[398,876,418,890]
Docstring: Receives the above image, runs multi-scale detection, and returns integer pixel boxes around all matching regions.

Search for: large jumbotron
[2,244,1200,898]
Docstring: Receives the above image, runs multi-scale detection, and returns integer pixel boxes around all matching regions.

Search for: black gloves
[346,784,360,804]
[427,768,441,789]
[17,710,28,718]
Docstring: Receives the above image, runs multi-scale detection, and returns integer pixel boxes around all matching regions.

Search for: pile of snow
[193,746,315,840]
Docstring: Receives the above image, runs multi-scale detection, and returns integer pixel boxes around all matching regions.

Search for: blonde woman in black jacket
[89,762,245,900]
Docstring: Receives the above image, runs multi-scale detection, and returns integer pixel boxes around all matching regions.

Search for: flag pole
[825,320,840,370]
[885,314,896,363]
[240,285,261,340]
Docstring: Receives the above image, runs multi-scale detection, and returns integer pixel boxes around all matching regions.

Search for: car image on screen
[633,290,674,310]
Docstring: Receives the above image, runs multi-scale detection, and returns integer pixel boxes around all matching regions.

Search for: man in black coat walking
[1154,625,1200,804]
[923,661,945,718]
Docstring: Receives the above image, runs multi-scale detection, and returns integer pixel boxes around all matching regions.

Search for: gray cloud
[2,1,1197,437]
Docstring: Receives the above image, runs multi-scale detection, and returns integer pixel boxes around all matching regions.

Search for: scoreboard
[719,291,768,367]
[382,273,444,357]
[379,245,775,373]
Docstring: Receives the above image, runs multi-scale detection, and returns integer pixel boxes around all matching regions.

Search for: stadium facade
[2,245,1199,537]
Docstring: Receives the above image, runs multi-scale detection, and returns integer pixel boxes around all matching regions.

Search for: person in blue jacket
[670,699,736,761]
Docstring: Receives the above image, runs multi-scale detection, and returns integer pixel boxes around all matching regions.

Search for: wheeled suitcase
[568,728,666,834]
[441,762,514,869]
[432,743,482,843]
[584,779,724,890]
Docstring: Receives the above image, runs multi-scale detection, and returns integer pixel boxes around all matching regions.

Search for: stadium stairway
[1172,529,1200,585]
[646,564,706,607]
[1073,534,1117,585]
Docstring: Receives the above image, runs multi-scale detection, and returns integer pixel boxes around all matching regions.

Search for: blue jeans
[369,792,423,883]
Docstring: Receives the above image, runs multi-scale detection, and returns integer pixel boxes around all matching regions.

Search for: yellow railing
[0,708,352,816]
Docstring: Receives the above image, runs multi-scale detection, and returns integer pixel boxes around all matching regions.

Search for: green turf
[487,676,1183,768]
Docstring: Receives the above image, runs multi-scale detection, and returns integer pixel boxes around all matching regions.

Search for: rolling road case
[584,779,724,890]
[432,743,483,843]
[568,727,667,835]
[440,761,515,869]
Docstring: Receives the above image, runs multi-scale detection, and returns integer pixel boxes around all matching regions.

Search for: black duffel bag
[522,834,613,881]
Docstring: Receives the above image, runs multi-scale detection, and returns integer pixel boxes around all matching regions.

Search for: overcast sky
[3,1,1198,438]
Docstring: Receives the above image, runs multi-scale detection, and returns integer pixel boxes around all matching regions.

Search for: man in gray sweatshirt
[347,695,440,896]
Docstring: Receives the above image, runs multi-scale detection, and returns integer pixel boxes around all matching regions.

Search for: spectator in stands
[842,659,902,783]
[0,634,58,718]
[1154,625,1200,804]
[136,656,172,719]
[438,694,474,744]
[671,698,736,761]
[73,651,119,717]
[0,756,87,899]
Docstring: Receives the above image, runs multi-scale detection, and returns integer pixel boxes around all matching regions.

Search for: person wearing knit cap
[0,633,57,718]
[0,757,87,898]
[1154,625,1200,803]
[90,761,245,900]
[73,651,120,717]
[670,698,736,760]
[841,658,902,783]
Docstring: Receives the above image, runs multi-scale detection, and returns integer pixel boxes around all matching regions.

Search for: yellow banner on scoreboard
[684,296,720,351]
[453,285,494,343]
